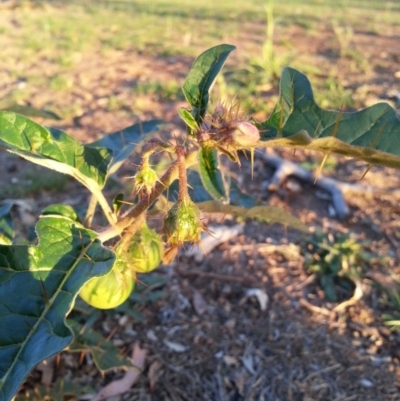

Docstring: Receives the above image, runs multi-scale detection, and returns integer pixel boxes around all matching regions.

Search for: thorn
[105,325,119,342]
[331,105,344,138]
[23,319,34,330]
[314,154,329,184]
[79,351,87,366]
[312,120,322,138]
[370,120,387,149]
[360,164,372,180]
[39,277,50,305]
[198,239,207,257]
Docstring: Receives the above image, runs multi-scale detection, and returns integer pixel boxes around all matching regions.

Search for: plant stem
[176,146,189,201]
[98,148,198,243]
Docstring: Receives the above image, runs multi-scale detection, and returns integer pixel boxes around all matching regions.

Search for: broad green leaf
[182,44,236,124]
[0,112,112,190]
[198,148,229,203]
[90,120,162,175]
[197,201,308,232]
[170,169,258,208]
[0,203,13,245]
[0,215,115,401]
[259,68,400,169]
[68,320,133,372]
[41,204,80,222]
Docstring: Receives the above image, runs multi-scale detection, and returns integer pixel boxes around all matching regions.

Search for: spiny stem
[98,148,198,243]
[176,146,189,201]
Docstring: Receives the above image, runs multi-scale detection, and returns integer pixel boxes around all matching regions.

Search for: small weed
[303,232,372,302]
[315,76,353,110]
[2,167,69,199]
[50,74,73,91]
[134,80,183,101]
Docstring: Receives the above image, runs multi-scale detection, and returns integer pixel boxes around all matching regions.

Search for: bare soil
[2,4,400,401]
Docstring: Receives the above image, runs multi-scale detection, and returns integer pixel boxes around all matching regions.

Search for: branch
[260,151,376,219]
[98,149,198,243]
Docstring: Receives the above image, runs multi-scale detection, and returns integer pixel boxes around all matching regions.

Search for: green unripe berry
[79,259,134,309]
[126,223,163,273]
[164,198,203,245]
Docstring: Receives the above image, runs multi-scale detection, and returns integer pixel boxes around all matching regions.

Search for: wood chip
[243,288,269,311]
[192,289,208,316]
[163,340,188,353]
[148,360,162,391]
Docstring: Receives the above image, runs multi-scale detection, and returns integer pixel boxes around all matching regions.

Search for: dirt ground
[2,3,400,401]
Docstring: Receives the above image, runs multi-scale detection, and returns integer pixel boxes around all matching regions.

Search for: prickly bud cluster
[133,158,158,196]
[231,121,260,148]
[164,198,203,246]
[197,102,260,155]
[125,223,163,273]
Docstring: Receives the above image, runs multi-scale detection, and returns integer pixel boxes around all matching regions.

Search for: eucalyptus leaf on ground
[0,215,115,401]
[259,67,400,168]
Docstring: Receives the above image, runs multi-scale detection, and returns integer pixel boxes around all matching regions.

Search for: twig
[299,298,332,317]
[98,148,198,242]
[260,152,376,219]
[333,279,363,312]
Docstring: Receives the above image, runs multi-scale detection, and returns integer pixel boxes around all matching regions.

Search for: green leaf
[113,193,125,215]
[171,169,258,208]
[197,200,308,232]
[178,107,199,136]
[258,67,400,169]
[0,112,112,190]
[0,203,13,246]
[0,215,115,401]
[198,148,229,203]
[90,120,162,175]
[41,204,80,222]
[68,320,133,372]
[182,44,236,124]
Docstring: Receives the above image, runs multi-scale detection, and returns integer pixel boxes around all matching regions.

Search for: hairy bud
[133,159,159,195]
[231,121,260,148]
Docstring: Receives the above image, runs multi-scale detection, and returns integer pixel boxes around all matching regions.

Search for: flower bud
[164,198,203,245]
[133,159,158,195]
[231,121,260,148]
